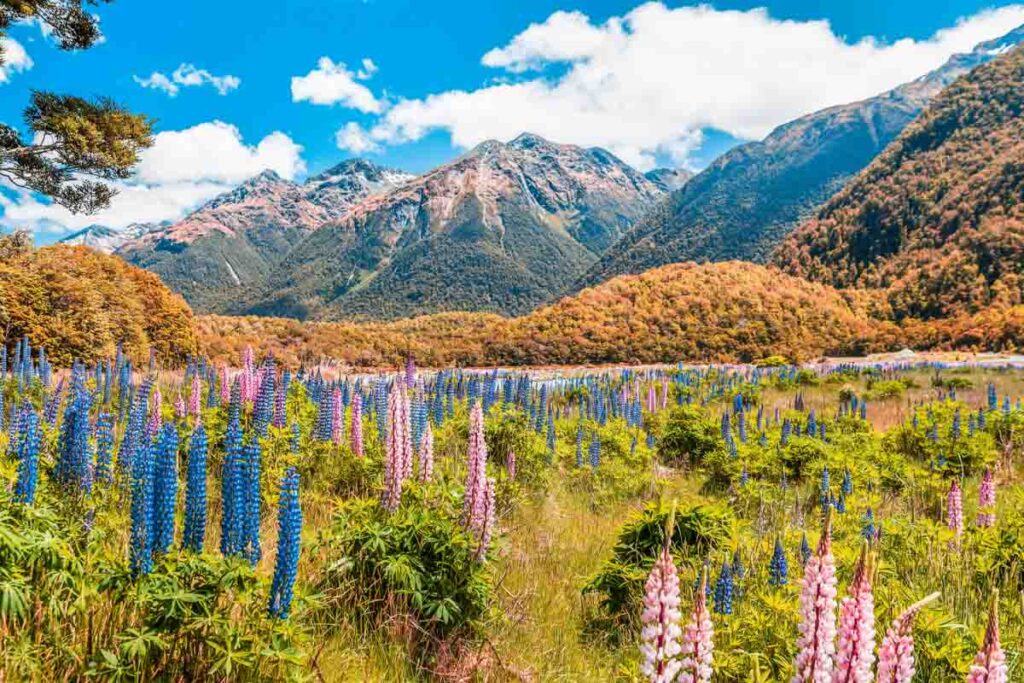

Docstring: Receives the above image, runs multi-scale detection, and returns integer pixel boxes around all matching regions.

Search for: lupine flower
[94,411,115,485]
[381,382,412,512]
[331,386,343,445]
[474,476,496,562]
[151,423,179,555]
[14,407,41,504]
[861,508,876,541]
[350,393,363,457]
[947,479,964,546]
[589,430,601,469]
[575,423,584,467]
[791,515,837,683]
[800,533,812,567]
[769,538,788,586]
[418,422,434,483]
[678,566,714,683]
[220,414,245,557]
[967,590,1007,683]
[148,386,162,433]
[129,435,156,578]
[640,542,684,682]
[875,593,940,683]
[977,467,996,528]
[189,373,201,417]
[833,546,875,683]
[183,423,208,553]
[241,436,263,565]
[268,467,302,620]
[713,558,734,615]
[506,447,517,480]
[462,402,489,531]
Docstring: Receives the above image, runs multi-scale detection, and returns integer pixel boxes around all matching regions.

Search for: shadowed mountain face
[775,45,1024,320]
[579,25,1024,288]
[242,133,665,320]
[116,160,413,312]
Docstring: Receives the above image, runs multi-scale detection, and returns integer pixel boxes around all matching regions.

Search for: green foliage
[312,494,492,651]
[582,501,733,629]
[658,404,724,467]
[863,379,907,400]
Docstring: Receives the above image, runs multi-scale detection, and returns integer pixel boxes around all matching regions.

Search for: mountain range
[775,42,1024,321]
[579,24,1024,287]
[74,25,1024,329]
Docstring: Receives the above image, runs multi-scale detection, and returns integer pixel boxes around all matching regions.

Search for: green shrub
[582,501,732,630]
[658,405,724,467]
[312,493,491,652]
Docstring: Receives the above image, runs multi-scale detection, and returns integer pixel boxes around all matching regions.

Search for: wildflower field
[1,341,1022,682]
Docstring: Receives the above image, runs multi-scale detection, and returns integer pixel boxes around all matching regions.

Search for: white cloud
[291,56,382,112]
[0,37,34,84]
[358,2,1024,169]
[134,71,179,96]
[0,121,305,236]
[481,10,619,73]
[335,122,380,154]
[134,63,241,97]
[356,57,378,80]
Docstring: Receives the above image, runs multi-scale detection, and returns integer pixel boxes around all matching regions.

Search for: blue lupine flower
[713,559,734,615]
[94,412,115,485]
[221,414,245,557]
[820,466,830,510]
[731,549,744,579]
[129,434,157,578]
[151,424,179,555]
[268,467,302,619]
[988,383,997,411]
[14,407,41,504]
[951,409,961,440]
[291,421,301,454]
[183,423,208,552]
[836,490,847,514]
[841,468,853,495]
[768,538,788,586]
[799,533,811,567]
[861,507,877,541]
[575,423,584,468]
[241,436,263,565]
[588,431,601,469]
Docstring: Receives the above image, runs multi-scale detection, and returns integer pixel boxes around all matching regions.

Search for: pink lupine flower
[660,377,669,410]
[331,387,343,445]
[418,422,433,483]
[976,467,996,528]
[474,477,495,562]
[462,402,488,531]
[506,448,517,481]
[678,566,714,683]
[647,383,657,413]
[174,394,186,419]
[189,373,201,417]
[947,479,964,546]
[792,515,838,683]
[640,546,683,683]
[350,394,363,457]
[875,593,940,683]
[967,591,1007,683]
[148,387,163,433]
[381,382,411,512]
[219,366,230,405]
[833,546,875,683]
[405,355,416,389]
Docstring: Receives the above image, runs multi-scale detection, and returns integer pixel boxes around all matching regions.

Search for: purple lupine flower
[462,402,488,531]
[947,479,964,547]
[189,373,201,417]
[474,476,495,562]
[380,382,411,512]
[331,386,343,445]
[418,422,433,483]
[350,393,363,457]
[977,467,996,528]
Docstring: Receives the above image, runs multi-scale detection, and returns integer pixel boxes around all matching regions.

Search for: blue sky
[2,0,1023,240]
